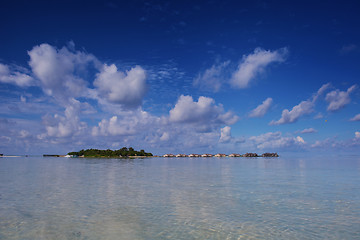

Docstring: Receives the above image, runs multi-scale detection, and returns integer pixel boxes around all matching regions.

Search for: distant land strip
[40,149,279,158]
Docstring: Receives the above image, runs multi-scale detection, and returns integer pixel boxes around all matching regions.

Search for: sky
[0,0,360,155]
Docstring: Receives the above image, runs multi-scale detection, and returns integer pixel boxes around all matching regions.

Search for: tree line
[68,147,153,157]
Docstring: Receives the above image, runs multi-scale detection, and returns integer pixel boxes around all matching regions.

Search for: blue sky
[1,0,360,155]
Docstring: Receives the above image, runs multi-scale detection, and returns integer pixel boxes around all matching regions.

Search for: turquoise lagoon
[0,155,360,239]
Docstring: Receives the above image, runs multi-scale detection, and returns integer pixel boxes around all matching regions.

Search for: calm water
[1,156,360,239]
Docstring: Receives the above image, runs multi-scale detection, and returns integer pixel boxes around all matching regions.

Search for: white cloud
[26,43,150,145]
[41,99,87,138]
[219,126,232,143]
[314,113,324,119]
[20,95,26,103]
[270,100,314,125]
[0,118,16,140]
[314,83,332,101]
[92,110,162,137]
[94,64,147,108]
[270,83,331,125]
[193,61,230,92]
[19,130,30,138]
[92,116,137,136]
[325,85,357,112]
[350,114,360,121]
[0,118,46,154]
[28,43,148,110]
[194,47,288,91]
[296,136,305,144]
[160,132,170,141]
[90,96,239,153]
[230,47,288,88]
[249,132,306,150]
[28,43,99,104]
[4,42,234,153]
[0,63,34,87]
[311,139,332,148]
[311,133,360,149]
[300,128,317,134]
[90,109,224,153]
[249,97,273,117]
[355,132,360,139]
[3,42,251,154]
[169,95,238,125]
[310,137,344,149]
[350,133,360,147]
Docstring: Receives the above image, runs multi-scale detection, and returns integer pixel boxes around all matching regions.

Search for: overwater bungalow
[214,153,227,157]
[243,153,258,157]
[64,155,78,158]
[163,154,175,157]
[261,152,279,157]
[228,153,241,157]
[188,154,200,157]
[201,154,213,157]
[176,154,188,157]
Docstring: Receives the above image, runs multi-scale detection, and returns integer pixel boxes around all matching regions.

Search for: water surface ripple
[1,156,360,239]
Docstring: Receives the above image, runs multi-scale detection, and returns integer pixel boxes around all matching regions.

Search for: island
[67,147,153,158]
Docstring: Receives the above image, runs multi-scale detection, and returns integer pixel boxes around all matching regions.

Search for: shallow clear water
[1,156,360,239]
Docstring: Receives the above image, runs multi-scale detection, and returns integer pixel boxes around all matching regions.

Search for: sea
[0,155,359,239]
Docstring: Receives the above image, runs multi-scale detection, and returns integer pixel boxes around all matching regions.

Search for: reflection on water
[1,156,360,239]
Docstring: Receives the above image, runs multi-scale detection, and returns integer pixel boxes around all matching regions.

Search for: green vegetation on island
[68,147,153,158]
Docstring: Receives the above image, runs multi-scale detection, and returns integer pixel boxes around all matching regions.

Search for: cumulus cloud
[219,126,232,143]
[325,85,357,111]
[350,114,360,121]
[90,95,240,152]
[193,61,230,92]
[230,47,288,88]
[90,108,227,153]
[169,95,238,125]
[28,43,99,104]
[27,43,149,110]
[3,42,246,154]
[25,42,151,145]
[94,64,147,108]
[92,116,136,136]
[270,83,331,125]
[249,97,273,118]
[300,128,317,134]
[249,132,306,150]
[92,110,162,137]
[41,99,87,138]
[0,63,34,87]
[25,43,106,142]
